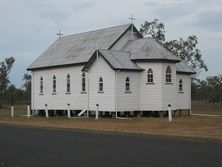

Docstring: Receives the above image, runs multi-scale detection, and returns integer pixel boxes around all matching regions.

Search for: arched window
[125,77,130,91]
[40,77,43,94]
[53,75,56,93]
[66,74,70,93]
[82,72,86,92]
[147,68,153,83]
[99,77,103,92]
[179,79,183,92]
[166,66,172,83]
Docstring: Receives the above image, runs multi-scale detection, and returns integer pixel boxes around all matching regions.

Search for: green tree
[140,19,208,73]
[140,19,165,44]
[206,75,222,103]
[0,57,15,108]
[6,84,17,105]
[22,73,31,104]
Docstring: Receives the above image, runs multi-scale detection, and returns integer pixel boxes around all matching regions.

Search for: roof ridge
[61,24,131,39]
[99,49,129,53]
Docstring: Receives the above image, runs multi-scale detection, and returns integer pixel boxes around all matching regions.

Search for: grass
[0,102,222,140]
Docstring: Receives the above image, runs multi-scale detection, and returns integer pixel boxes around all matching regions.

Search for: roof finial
[128,14,136,24]
[129,14,136,40]
[56,29,63,38]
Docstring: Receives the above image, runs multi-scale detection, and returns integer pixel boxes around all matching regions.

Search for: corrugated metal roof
[98,49,143,71]
[176,61,196,74]
[28,24,131,70]
[122,37,181,62]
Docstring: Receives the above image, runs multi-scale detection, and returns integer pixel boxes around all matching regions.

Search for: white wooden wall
[87,56,116,111]
[116,71,140,111]
[31,65,87,110]
[161,63,177,110]
[137,62,163,111]
[176,74,191,110]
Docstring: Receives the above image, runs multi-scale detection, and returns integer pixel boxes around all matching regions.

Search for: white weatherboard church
[28,24,195,117]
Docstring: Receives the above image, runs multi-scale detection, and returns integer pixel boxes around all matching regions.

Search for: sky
[0,0,221,88]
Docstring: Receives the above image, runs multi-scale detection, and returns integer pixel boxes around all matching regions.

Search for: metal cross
[56,30,63,38]
[128,14,136,24]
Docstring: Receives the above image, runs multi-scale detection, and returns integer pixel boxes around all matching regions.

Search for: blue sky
[0,0,221,88]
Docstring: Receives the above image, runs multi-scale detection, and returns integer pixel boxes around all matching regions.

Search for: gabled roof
[176,61,196,74]
[28,24,137,70]
[82,49,144,72]
[122,37,181,62]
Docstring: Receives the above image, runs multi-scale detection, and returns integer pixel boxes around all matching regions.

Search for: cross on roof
[128,14,136,24]
[56,30,63,38]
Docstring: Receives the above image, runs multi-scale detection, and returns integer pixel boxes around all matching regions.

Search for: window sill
[165,82,173,85]
[178,91,184,94]
[98,91,104,93]
[39,93,44,95]
[125,91,132,93]
[66,92,71,95]
[146,82,155,85]
[52,92,57,95]
[81,91,87,94]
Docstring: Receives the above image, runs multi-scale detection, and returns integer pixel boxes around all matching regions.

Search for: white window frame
[166,66,172,83]
[147,68,153,83]
[40,77,43,94]
[66,74,71,93]
[98,77,103,92]
[53,75,56,94]
[179,79,183,92]
[125,77,130,92]
[82,72,86,92]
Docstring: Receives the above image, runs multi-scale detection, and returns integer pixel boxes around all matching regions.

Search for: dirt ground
[0,102,222,140]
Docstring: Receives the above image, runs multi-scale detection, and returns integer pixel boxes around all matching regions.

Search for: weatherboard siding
[137,62,163,111]
[88,56,115,111]
[116,71,140,111]
[161,63,177,110]
[31,65,87,110]
[176,74,191,110]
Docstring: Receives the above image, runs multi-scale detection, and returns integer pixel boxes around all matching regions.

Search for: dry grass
[0,102,222,140]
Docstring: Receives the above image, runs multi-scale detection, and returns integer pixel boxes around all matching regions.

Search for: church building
[28,24,195,117]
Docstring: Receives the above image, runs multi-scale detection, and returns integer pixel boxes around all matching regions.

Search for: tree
[0,57,15,95]
[6,84,17,105]
[0,57,15,108]
[140,19,165,44]
[191,75,222,104]
[206,75,222,103]
[140,19,208,73]
[22,73,31,104]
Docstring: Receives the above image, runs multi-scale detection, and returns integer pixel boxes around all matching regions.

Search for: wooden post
[45,104,49,118]
[11,106,14,118]
[27,105,30,118]
[67,104,71,118]
[95,104,99,120]
[168,104,172,123]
